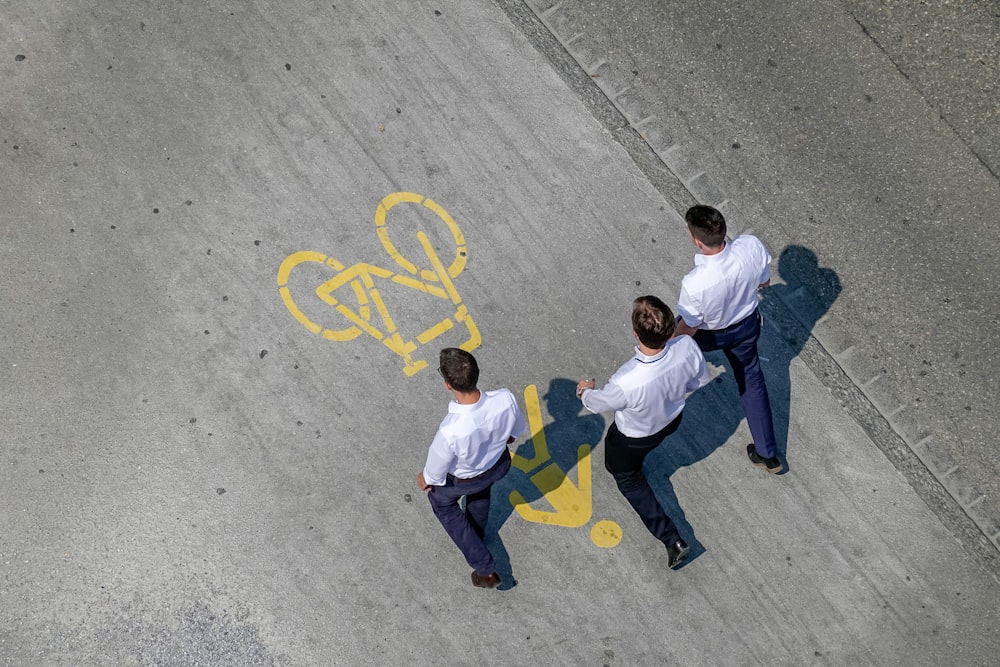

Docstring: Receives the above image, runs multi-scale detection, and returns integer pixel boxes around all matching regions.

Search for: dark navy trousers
[604,415,683,546]
[692,309,778,458]
[427,450,511,575]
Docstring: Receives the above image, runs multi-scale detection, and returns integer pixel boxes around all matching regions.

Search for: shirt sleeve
[581,382,628,415]
[509,397,529,439]
[677,281,704,328]
[422,430,454,486]
[686,344,712,393]
[753,236,772,284]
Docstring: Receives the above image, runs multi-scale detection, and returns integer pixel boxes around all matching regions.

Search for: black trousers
[603,413,683,545]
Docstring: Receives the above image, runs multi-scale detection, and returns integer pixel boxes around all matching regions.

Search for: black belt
[451,448,511,484]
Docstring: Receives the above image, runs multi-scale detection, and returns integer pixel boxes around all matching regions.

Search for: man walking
[673,204,782,473]
[576,296,710,569]
[417,348,528,588]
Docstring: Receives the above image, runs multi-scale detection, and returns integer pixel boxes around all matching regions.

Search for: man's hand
[672,319,699,339]
[416,472,431,491]
[576,379,595,399]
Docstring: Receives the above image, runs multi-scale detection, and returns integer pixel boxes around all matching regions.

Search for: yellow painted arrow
[510,445,594,528]
[510,384,550,473]
[509,384,593,528]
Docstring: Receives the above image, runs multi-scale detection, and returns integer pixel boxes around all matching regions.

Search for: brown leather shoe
[471,571,500,588]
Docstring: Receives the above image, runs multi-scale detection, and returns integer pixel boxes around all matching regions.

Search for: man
[576,296,710,569]
[417,348,528,588]
[673,204,781,473]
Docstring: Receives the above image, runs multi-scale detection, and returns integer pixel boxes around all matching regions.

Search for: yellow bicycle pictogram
[277,192,481,375]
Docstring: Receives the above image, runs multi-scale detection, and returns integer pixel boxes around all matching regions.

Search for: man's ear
[689,228,714,252]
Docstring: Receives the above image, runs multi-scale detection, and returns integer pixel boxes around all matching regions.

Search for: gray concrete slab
[842,0,1000,178]
[2,0,999,664]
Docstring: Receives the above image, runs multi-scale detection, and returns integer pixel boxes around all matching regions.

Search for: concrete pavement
[2,0,998,664]
[519,0,1000,569]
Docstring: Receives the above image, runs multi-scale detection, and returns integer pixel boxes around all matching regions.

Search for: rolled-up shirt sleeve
[422,431,454,486]
[687,350,712,393]
[677,285,704,329]
[580,382,628,415]
[752,236,772,285]
[509,394,529,439]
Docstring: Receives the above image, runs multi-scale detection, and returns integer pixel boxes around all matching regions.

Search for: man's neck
[637,342,665,356]
[699,240,726,256]
[452,389,482,405]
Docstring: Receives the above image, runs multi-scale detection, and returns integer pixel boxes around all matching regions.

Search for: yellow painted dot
[590,520,622,548]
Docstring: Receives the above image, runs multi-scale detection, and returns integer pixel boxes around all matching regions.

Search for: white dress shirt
[677,235,772,330]
[581,336,710,438]
[422,388,528,486]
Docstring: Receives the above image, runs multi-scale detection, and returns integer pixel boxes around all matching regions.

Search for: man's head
[632,296,675,350]
[438,347,479,392]
[685,204,727,249]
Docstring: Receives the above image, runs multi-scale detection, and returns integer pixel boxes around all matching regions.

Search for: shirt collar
[634,345,669,364]
[448,391,485,413]
[694,241,729,265]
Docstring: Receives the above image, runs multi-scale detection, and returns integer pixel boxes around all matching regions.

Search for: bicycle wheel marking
[277,192,480,375]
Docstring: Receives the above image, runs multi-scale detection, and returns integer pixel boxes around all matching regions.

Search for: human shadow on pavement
[637,376,743,566]
[641,244,840,565]
[486,375,736,576]
[493,374,741,571]
[486,378,605,590]
[758,245,842,460]
[584,245,841,569]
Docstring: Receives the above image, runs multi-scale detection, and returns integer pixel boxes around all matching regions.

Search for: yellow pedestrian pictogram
[510,384,622,548]
[277,192,481,375]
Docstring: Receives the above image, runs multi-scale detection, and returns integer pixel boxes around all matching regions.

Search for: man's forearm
[673,319,699,338]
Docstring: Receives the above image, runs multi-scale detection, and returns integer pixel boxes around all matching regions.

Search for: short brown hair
[439,348,479,392]
[685,205,726,248]
[632,296,674,349]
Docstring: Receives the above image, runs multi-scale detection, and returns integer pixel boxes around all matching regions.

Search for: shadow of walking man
[487,378,605,588]
[634,376,744,566]
[758,245,842,459]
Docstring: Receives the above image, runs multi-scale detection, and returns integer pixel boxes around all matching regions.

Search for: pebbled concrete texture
[2,0,999,664]
[515,0,1000,560]
[840,0,1000,179]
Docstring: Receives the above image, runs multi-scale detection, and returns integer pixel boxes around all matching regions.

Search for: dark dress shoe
[666,539,690,569]
[747,443,782,473]
[471,571,500,588]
